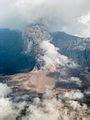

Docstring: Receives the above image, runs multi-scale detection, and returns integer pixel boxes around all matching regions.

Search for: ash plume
[24,24,77,71]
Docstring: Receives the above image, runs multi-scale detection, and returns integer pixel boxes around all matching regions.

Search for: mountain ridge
[0,28,90,74]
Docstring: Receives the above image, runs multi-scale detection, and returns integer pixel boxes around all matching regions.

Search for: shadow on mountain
[0,29,36,75]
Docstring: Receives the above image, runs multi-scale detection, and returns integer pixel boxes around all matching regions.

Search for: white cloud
[0,83,12,98]
[0,98,17,120]
[39,40,69,69]
[78,12,90,37]
[79,12,90,24]
[69,77,82,87]
[64,90,84,100]
[21,98,87,120]
[0,0,90,36]
[0,83,17,120]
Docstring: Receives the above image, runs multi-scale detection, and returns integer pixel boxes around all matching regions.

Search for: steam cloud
[24,24,77,71]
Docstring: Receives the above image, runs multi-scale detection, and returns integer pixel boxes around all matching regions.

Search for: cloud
[79,12,90,24]
[0,83,12,97]
[0,83,87,120]
[69,77,82,87]
[21,98,87,120]
[39,40,69,69]
[63,90,84,100]
[0,98,17,120]
[78,12,90,37]
[0,0,90,36]
[0,83,17,120]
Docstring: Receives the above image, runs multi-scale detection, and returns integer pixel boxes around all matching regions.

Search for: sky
[0,0,90,37]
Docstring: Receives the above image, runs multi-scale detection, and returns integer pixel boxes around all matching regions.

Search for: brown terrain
[0,70,90,94]
[9,70,56,93]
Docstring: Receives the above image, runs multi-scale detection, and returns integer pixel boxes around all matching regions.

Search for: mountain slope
[0,29,90,74]
[0,29,36,75]
[51,32,90,71]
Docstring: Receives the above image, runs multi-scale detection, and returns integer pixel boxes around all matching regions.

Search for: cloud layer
[0,0,90,36]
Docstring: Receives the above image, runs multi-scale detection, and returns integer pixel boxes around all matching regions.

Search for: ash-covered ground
[0,24,90,120]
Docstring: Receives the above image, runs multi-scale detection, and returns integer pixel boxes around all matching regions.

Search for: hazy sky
[0,0,90,37]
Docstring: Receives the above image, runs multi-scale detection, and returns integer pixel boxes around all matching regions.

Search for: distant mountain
[51,32,90,71]
[0,29,90,74]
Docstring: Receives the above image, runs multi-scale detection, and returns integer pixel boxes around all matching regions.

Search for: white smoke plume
[24,24,77,71]
[39,40,69,68]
